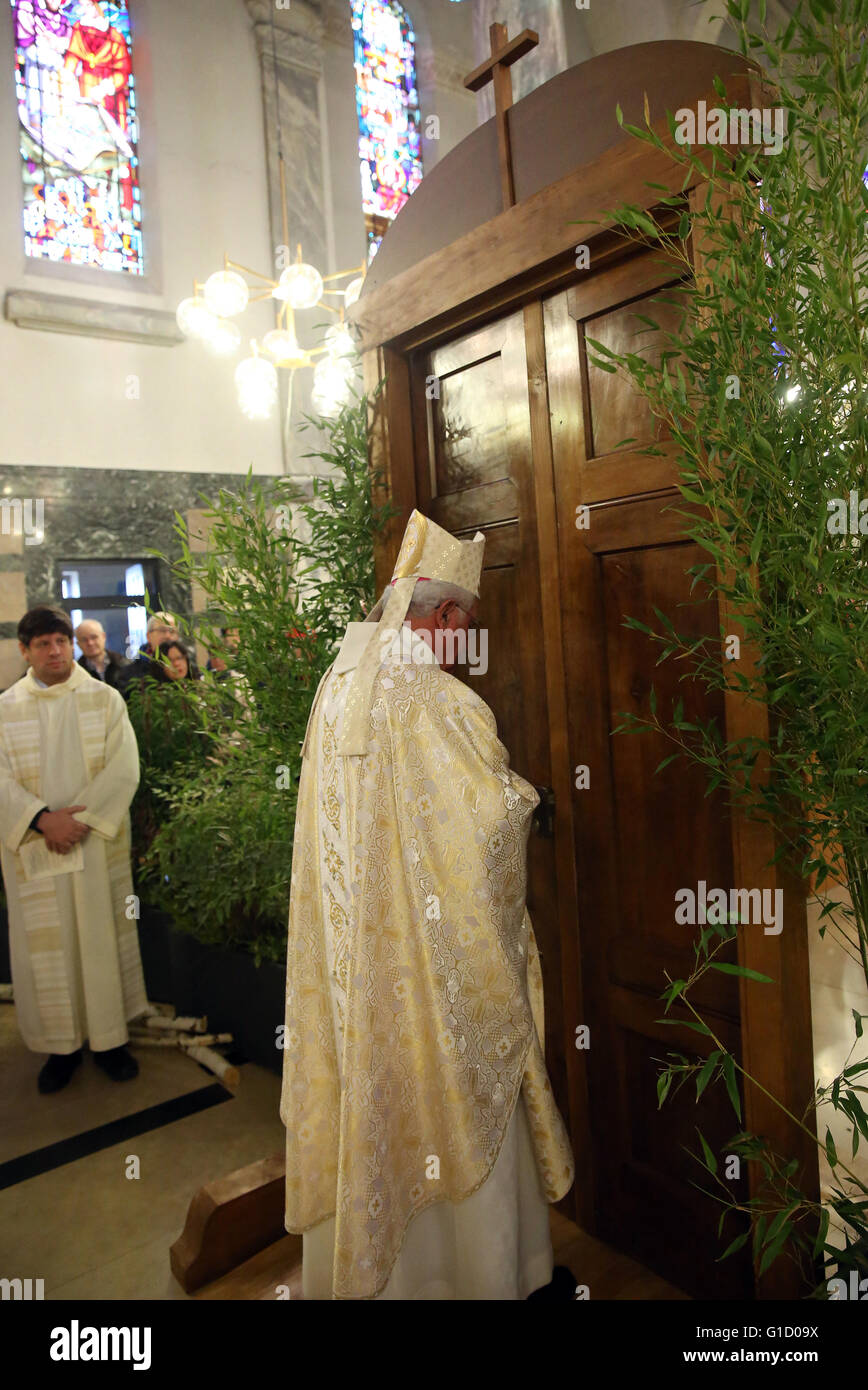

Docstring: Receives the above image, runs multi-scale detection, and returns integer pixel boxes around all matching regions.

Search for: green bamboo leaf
[697,1127,718,1174]
[723,1054,742,1121]
[812,1206,830,1258]
[717,1230,749,1261]
[758,1225,791,1275]
[825,1126,838,1166]
[696,1050,721,1101]
[657,1017,713,1036]
[708,962,774,983]
[655,753,680,773]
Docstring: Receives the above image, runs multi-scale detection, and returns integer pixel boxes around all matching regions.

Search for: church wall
[0,462,276,690]
[0,0,283,478]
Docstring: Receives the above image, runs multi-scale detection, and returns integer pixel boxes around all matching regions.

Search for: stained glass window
[351,0,422,260]
[10,1,143,274]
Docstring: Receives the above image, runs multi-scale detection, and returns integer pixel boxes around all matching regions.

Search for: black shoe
[527,1266,578,1301]
[37,1049,82,1094]
[93,1045,139,1082]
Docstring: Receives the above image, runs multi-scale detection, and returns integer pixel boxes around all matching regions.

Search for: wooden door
[544,254,755,1298]
[407,312,570,1141]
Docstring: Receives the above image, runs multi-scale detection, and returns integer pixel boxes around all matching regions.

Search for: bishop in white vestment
[0,607,147,1088]
[280,512,574,1300]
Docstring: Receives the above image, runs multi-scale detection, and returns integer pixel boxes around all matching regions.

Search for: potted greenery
[127,389,393,1071]
[586,0,868,1293]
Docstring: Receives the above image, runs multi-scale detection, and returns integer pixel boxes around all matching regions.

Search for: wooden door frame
[359,82,820,1295]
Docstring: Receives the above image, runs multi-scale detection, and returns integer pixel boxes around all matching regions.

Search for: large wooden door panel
[575,503,751,1298]
[408,312,569,1134]
[600,540,739,1016]
[545,268,754,1297]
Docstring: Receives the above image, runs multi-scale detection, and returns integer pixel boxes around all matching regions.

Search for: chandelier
[177,0,366,430]
[176,178,365,429]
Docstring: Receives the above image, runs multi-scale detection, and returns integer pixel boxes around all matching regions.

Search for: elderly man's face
[76,621,106,660]
[149,621,178,648]
[408,598,479,672]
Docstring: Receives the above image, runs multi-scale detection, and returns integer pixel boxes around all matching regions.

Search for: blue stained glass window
[351,0,423,258]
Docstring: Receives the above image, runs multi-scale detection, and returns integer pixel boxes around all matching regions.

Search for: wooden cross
[464,22,539,213]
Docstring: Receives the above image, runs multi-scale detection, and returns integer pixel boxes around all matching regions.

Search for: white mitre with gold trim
[337,509,485,756]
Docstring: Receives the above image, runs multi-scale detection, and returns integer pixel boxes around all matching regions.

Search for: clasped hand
[37,806,90,855]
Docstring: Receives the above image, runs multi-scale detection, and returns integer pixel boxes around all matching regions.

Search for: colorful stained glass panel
[10,0,143,274]
[351,0,422,240]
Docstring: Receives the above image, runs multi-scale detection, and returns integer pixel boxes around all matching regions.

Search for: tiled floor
[1,894,865,1301]
[0,1006,285,1300]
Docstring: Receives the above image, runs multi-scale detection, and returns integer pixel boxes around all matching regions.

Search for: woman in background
[155,639,201,683]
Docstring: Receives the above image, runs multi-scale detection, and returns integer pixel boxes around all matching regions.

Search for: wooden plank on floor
[170,1151,287,1293]
[194,1233,303,1301]
[189,1204,688,1301]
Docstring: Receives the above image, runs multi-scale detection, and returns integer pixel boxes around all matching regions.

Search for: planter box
[137,905,285,1076]
[1,902,284,1075]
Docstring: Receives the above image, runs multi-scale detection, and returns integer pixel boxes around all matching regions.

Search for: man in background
[75,618,128,689]
[0,605,146,1093]
[118,612,180,697]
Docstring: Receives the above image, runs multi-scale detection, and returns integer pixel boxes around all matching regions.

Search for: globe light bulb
[176,296,219,341]
[314,355,355,391]
[343,276,364,308]
[263,328,307,366]
[234,355,278,420]
[204,318,242,356]
[273,262,324,309]
[325,323,356,358]
[311,387,343,419]
[311,355,355,417]
[203,270,249,318]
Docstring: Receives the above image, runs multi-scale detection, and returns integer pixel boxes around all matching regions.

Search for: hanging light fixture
[176,113,365,421]
[274,261,325,309]
[263,326,309,367]
[311,354,356,417]
[235,342,279,420]
[203,269,250,318]
[176,295,219,341]
[343,275,364,308]
[205,318,242,356]
[325,323,356,358]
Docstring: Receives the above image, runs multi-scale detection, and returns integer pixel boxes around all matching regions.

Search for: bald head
[76,620,106,660]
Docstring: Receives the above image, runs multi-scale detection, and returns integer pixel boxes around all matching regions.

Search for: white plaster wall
[0,0,282,474]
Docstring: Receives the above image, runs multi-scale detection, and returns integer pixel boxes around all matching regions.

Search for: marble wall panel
[0,465,289,680]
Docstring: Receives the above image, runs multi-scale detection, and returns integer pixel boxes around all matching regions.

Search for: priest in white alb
[280,511,574,1300]
[0,605,147,1093]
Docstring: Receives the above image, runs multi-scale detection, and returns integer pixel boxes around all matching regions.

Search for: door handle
[532,785,555,839]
